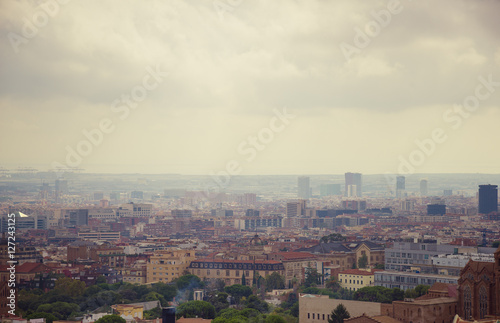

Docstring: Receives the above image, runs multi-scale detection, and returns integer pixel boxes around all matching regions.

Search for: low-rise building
[338,269,377,291]
[147,249,196,283]
[188,258,284,286]
[375,270,459,290]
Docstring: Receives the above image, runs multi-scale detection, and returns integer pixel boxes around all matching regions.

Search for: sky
[1,0,500,176]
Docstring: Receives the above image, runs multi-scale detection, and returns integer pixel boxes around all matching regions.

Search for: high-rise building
[286,200,306,217]
[131,191,144,199]
[427,204,446,215]
[478,184,498,214]
[396,176,406,198]
[245,209,260,217]
[443,189,453,196]
[420,179,428,196]
[345,172,362,197]
[298,176,310,199]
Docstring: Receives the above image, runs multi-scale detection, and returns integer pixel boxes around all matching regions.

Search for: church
[457,246,500,320]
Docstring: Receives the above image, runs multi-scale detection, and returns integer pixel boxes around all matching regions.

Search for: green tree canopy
[357,254,368,269]
[175,300,216,320]
[328,304,350,323]
[36,302,80,319]
[415,284,430,297]
[265,272,285,291]
[54,277,86,298]
[304,268,323,288]
[265,315,287,323]
[225,284,253,303]
[174,274,203,290]
[95,314,126,323]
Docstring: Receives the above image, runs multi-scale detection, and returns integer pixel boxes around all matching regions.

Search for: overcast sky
[1,0,500,175]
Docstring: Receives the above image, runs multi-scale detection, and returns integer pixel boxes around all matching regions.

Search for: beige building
[188,258,284,286]
[338,269,377,291]
[299,294,382,323]
[267,252,317,288]
[123,261,147,284]
[147,249,196,283]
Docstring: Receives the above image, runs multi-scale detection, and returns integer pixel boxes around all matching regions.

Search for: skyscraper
[396,176,405,198]
[298,176,310,199]
[478,184,498,214]
[420,179,428,196]
[345,172,362,197]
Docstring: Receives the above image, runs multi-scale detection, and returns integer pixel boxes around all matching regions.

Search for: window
[464,285,472,320]
[479,286,488,319]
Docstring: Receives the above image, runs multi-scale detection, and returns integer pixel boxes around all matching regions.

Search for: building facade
[188,259,284,286]
[147,249,196,283]
[457,246,500,320]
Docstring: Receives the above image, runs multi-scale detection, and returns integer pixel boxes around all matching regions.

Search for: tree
[415,285,430,297]
[245,295,269,313]
[225,284,252,304]
[54,277,86,298]
[96,276,107,284]
[325,278,341,292]
[175,274,203,290]
[493,241,500,248]
[27,312,58,323]
[95,315,126,323]
[328,304,350,323]
[358,255,368,269]
[304,268,322,288]
[214,279,226,292]
[374,263,385,270]
[242,273,247,286]
[265,272,285,291]
[404,288,418,299]
[36,302,80,319]
[265,315,287,323]
[151,283,177,301]
[144,307,162,319]
[175,300,216,319]
[206,291,229,312]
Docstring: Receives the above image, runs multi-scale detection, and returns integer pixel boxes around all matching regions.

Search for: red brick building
[457,246,500,320]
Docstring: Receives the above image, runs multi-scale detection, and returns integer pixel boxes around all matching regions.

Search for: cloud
[1,0,499,174]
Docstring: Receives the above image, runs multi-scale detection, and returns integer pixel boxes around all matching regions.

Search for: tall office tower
[420,179,428,196]
[55,179,68,203]
[396,176,406,198]
[298,176,310,199]
[286,200,306,217]
[478,184,498,214]
[345,172,362,197]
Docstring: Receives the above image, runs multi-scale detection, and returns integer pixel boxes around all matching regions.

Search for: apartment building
[147,249,196,283]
